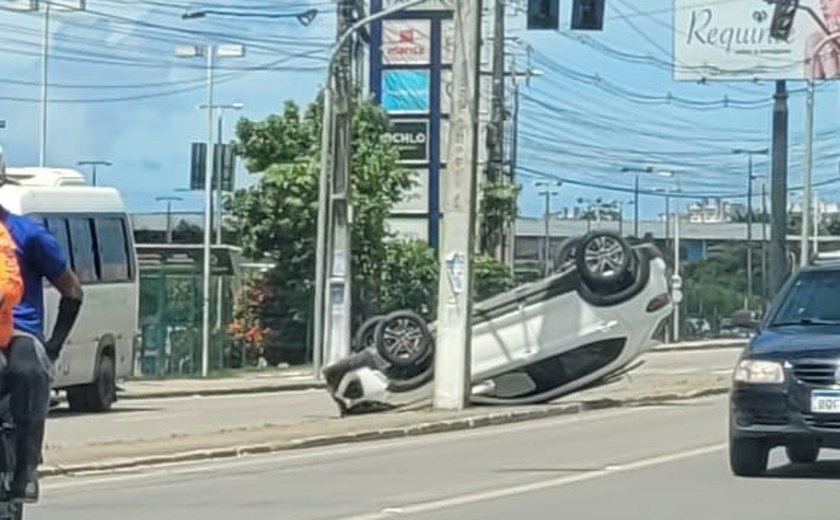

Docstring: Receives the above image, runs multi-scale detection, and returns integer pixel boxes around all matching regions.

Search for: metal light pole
[197,102,242,334]
[175,43,244,378]
[535,181,561,277]
[733,149,768,308]
[762,182,768,301]
[77,159,111,186]
[156,196,183,244]
[312,0,433,379]
[8,1,86,166]
[39,1,50,167]
[621,166,674,239]
[800,31,840,266]
[197,102,244,244]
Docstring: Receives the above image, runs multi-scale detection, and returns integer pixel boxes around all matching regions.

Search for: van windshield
[772,270,840,326]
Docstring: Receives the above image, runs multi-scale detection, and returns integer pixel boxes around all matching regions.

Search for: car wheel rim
[583,236,625,278]
[382,318,426,362]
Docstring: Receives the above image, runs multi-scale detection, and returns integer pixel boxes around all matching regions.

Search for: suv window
[67,217,99,283]
[773,270,840,325]
[95,217,130,281]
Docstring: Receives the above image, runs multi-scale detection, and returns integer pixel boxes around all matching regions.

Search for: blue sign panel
[381,69,430,113]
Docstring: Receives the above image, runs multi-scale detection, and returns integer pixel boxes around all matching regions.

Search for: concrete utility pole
[769,81,789,296]
[312,0,431,379]
[321,0,356,369]
[434,0,483,412]
[484,0,505,261]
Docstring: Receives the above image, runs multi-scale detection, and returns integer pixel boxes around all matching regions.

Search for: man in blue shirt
[1,209,83,503]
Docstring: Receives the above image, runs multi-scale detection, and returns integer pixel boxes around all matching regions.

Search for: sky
[0,0,839,221]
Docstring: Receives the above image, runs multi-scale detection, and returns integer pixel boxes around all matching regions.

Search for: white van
[0,165,138,413]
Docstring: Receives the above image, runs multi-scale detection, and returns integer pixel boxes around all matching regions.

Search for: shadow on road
[766,461,840,480]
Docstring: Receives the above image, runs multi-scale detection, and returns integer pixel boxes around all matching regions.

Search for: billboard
[381,69,431,113]
[383,119,430,163]
[382,19,431,65]
[673,0,833,81]
[393,168,429,213]
[383,0,452,10]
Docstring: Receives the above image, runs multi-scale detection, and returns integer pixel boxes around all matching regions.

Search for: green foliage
[479,177,519,256]
[228,95,415,358]
[474,253,516,301]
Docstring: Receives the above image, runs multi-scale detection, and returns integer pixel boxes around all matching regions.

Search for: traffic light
[769,0,798,41]
[571,0,605,31]
[527,0,559,30]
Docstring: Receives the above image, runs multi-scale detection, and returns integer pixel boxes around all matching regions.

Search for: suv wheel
[786,441,820,464]
[729,438,769,477]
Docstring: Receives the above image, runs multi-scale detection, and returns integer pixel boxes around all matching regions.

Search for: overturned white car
[322,231,674,415]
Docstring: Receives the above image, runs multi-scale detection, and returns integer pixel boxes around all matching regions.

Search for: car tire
[729,438,769,477]
[352,316,384,353]
[574,231,632,292]
[67,352,116,413]
[553,236,581,273]
[786,441,820,464]
[374,310,434,370]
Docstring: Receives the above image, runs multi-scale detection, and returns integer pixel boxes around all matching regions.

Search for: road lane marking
[332,443,726,520]
[40,400,720,492]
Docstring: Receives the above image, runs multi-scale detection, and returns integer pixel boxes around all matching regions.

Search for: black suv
[730,260,840,476]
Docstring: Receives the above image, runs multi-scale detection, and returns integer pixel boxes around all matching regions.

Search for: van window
[44,217,71,262]
[95,217,130,281]
[67,218,98,283]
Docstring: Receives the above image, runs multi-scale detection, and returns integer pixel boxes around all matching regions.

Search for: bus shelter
[135,243,243,377]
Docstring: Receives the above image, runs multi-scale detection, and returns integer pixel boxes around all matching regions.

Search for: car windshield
[772,270,840,326]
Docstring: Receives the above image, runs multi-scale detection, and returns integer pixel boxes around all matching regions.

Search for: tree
[227,96,413,360]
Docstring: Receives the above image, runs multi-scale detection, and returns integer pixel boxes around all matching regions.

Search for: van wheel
[67,353,116,413]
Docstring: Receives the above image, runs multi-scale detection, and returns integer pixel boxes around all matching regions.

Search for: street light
[7,0,86,166]
[77,160,111,186]
[535,181,561,277]
[174,43,244,378]
[182,7,319,26]
[733,148,768,308]
[196,102,243,245]
[312,0,433,379]
[155,195,183,244]
[620,166,673,238]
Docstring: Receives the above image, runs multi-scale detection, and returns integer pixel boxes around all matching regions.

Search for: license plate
[811,391,840,413]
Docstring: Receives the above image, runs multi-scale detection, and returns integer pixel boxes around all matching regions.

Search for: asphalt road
[30,391,837,520]
[43,347,741,449]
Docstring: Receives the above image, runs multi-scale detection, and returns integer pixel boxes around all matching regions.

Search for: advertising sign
[383,119,429,163]
[382,19,431,65]
[382,0,453,11]
[393,168,429,214]
[382,69,431,113]
[673,0,833,81]
[387,217,429,242]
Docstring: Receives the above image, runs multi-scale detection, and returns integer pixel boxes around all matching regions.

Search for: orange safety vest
[0,222,22,348]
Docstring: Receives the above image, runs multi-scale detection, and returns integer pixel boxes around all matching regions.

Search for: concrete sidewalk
[117,368,324,400]
[43,368,733,477]
[115,339,744,401]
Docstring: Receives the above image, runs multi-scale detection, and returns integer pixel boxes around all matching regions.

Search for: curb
[39,384,730,478]
[115,382,326,400]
